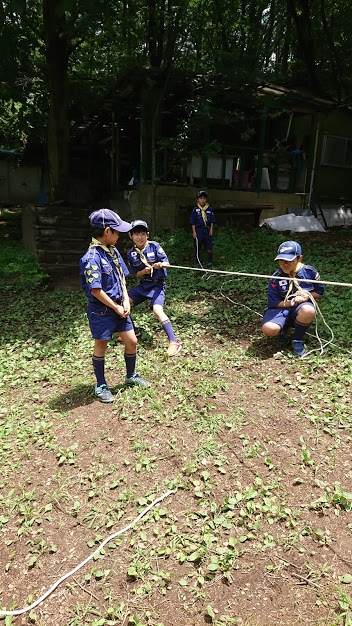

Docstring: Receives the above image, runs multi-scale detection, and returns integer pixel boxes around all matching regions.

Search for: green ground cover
[0,225,352,626]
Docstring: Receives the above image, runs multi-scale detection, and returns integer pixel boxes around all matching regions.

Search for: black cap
[197,190,208,199]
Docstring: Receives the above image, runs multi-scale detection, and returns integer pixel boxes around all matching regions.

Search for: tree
[1,0,352,205]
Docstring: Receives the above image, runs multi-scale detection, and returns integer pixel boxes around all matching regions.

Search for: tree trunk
[43,0,70,202]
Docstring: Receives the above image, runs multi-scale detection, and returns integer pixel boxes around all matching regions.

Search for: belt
[141,278,165,283]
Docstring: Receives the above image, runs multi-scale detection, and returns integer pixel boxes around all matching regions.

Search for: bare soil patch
[1,332,352,626]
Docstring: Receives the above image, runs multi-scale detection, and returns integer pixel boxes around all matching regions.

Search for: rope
[0,489,175,618]
[167,264,352,289]
[194,237,204,270]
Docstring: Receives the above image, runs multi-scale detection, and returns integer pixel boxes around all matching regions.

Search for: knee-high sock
[92,355,106,387]
[293,320,311,341]
[124,352,136,378]
[162,318,177,342]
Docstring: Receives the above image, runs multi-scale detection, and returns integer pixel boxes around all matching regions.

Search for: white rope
[167,264,352,289]
[301,295,336,358]
[217,277,346,358]
[0,489,175,617]
[194,237,204,270]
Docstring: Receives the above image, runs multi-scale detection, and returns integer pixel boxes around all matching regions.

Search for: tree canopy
[1,0,352,200]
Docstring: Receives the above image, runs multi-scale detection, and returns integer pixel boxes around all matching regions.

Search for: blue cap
[89,208,132,232]
[275,241,302,261]
[197,190,208,198]
[130,220,149,231]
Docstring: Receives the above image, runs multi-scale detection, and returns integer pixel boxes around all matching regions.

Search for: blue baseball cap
[275,241,302,261]
[89,208,132,232]
[130,220,149,231]
[197,190,208,198]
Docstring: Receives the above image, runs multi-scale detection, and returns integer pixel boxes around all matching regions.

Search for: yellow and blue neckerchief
[133,242,154,276]
[283,261,305,303]
[197,202,210,226]
[88,237,126,286]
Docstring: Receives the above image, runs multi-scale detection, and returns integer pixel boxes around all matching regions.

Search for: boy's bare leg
[152,304,181,356]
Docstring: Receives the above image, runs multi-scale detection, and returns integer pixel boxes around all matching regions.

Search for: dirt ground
[1,330,352,626]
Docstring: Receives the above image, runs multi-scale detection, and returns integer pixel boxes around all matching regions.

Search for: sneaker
[292,339,306,357]
[276,330,289,348]
[125,373,151,388]
[95,384,114,403]
[167,341,182,357]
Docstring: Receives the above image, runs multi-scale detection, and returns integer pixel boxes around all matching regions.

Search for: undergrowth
[0,225,352,626]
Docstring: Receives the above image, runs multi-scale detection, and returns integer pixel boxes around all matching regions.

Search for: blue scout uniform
[190,204,216,249]
[261,264,324,328]
[127,241,169,307]
[79,240,133,339]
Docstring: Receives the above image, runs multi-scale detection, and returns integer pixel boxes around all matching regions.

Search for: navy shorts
[87,301,133,340]
[195,228,213,250]
[128,282,166,308]
[261,301,315,329]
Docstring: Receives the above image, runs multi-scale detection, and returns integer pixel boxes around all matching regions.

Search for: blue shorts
[261,301,315,329]
[128,281,166,308]
[195,228,213,250]
[87,301,133,340]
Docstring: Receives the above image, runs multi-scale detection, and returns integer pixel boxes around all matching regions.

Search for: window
[321,133,352,168]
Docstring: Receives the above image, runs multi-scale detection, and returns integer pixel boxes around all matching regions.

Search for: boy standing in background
[190,190,216,267]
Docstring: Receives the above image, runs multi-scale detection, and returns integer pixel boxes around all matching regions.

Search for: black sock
[92,355,106,387]
[293,321,311,341]
[124,352,136,378]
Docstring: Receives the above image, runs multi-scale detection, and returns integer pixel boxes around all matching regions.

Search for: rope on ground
[0,489,175,618]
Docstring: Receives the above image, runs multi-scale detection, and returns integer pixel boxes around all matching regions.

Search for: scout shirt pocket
[100,258,115,292]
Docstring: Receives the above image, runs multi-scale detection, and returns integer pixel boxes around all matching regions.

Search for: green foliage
[0,243,48,291]
[1,0,352,153]
[0,210,47,290]
[1,226,352,625]
[156,226,352,349]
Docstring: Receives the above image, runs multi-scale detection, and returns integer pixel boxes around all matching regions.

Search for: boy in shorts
[127,220,181,357]
[190,190,216,267]
[79,209,150,403]
[261,241,324,357]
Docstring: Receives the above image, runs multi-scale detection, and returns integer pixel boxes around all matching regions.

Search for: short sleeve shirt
[267,264,324,308]
[190,206,216,229]
[127,241,169,281]
[79,245,129,303]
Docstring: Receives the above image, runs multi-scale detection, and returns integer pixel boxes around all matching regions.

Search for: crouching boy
[261,241,324,357]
